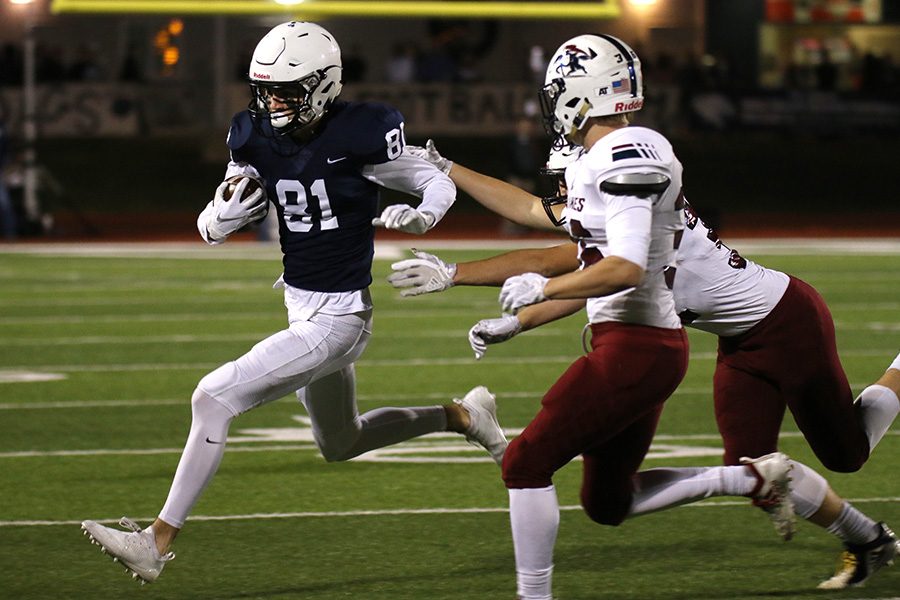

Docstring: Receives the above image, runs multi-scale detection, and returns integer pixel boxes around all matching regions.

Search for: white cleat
[80,517,174,584]
[740,452,796,541]
[454,386,508,466]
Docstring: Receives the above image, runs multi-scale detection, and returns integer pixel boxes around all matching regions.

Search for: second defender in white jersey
[672,202,788,336]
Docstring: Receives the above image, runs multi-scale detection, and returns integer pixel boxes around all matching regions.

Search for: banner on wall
[2,82,540,138]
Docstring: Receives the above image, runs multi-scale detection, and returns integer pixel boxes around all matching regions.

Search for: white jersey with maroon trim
[562,126,683,329]
[673,202,789,337]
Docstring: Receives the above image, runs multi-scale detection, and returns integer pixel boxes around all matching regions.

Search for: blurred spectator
[506,115,541,193]
[527,45,546,85]
[342,44,367,83]
[860,51,888,97]
[417,19,498,83]
[36,44,66,82]
[119,44,144,82]
[642,51,681,134]
[0,44,24,86]
[0,118,16,240]
[417,27,457,82]
[4,146,61,237]
[455,49,482,83]
[68,44,103,81]
[385,42,417,84]
[815,49,838,92]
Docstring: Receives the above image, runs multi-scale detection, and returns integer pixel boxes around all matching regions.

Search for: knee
[318,444,351,463]
[819,454,865,474]
[581,497,630,526]
[581,481,632,526]
[191,388,234,419]
[314,424,361,463]
[501,438,553,489]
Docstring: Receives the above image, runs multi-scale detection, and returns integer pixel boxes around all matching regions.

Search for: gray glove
[468,315,522,360]
[404,139,453,175]
[388,249,457,297]
[372,204,435,235]
[499,273,549,314]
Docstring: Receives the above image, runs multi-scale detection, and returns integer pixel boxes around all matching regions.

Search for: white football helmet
[539,143,583,226]
[540,34,644,141]
[247,21,343,134]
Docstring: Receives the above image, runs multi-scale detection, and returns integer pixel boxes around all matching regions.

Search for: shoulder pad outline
[600,172,670,196]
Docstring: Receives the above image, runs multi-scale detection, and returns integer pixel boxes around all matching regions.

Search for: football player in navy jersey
[80,21,507,585]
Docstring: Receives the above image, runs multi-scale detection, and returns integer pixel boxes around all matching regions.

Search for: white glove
[404,139,453,175]
[468,315,522,360]
[387,249,457,297]
[499,273,549,314]
[206,179,268,240]
[372,204,435,235]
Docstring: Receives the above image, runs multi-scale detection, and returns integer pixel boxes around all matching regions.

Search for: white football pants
[158,305,446,528]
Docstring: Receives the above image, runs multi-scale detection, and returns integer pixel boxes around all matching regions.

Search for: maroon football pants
[502,322,689,526]
[714,276,869,472]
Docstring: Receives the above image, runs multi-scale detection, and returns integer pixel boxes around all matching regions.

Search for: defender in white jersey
[390,140,900,590]
[395,34,801,600]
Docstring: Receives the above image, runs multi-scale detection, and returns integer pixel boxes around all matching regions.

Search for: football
[223,176,264,201]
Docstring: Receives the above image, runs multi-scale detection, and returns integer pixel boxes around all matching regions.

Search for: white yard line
[0,383,885,410]
[0,349,893,376]
[3,496,900,528]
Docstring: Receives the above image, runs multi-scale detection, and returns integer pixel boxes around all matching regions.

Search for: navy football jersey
[227,100,406,292]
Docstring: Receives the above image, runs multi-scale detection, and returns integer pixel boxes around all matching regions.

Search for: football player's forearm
[449,163,557,231]
[455,244,578,286]
[544,256,644,300]
[517,298,585,331]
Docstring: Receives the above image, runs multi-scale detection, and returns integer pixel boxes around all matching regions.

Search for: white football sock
[890,352,900,373]
[827,502,880,545]
[628,466,756,517]
[158,389,235,528]
[786,460,828,519]
[509,486,558,600]
[856,384,899,453]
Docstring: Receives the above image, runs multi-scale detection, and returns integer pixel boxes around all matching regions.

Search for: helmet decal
[554,45,597,77]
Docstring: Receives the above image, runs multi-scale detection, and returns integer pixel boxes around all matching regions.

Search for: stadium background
[0,2,899,598]
[0,0,898,240]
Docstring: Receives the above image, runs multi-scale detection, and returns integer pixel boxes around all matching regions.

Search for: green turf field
[0,240,897,600]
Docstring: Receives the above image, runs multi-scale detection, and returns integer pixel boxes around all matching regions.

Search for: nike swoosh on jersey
[327,156,348,164]
[205,436,224,444]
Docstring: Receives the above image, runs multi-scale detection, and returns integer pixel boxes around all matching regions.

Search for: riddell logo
[615,99,643,112]
[253,72,271,80]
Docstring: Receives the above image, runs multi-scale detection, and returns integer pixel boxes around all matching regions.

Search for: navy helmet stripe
[596,33,638,99]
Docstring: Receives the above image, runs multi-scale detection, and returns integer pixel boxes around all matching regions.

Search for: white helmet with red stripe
[540,34,644,141]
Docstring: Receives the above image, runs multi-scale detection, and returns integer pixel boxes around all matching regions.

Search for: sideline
[1,237,899,259]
